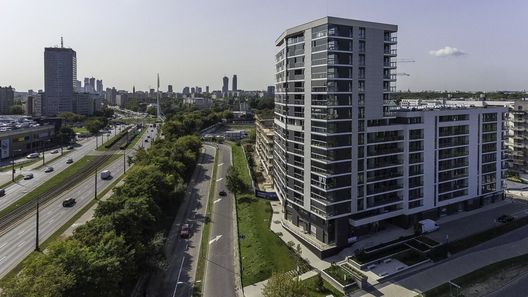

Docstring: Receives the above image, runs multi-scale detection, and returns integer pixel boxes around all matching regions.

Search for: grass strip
[231,143,302,286]
[96,128,129,151]
[193,148,219,297]
[0,158,126,282]
[0,155,103,219]
[0,175,23,189]
[0,158,42,172]
[303,274,345,297]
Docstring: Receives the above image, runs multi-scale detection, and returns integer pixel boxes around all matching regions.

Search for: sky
[0,0,527,92]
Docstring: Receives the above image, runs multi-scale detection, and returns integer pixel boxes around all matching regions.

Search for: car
[497,214,515,223]
[24,173,34,180]
[66,158,73,164]
[180,224,190,238]
[145,139,149,143]
[219,190,227,196]
[62,198,76,207]
[50,149,59,154]
[44,166,54,173]
[26,153,39,159]
[0,189,5,197]
[67,145,74,150]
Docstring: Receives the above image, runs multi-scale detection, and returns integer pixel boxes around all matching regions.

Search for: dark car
[180,224,190,238]
[62,198,76,207]
[67,145,74,150]
[66,158,73,164]
[0,189,5,197]
[497,214,514,223]
[219,190,227,196]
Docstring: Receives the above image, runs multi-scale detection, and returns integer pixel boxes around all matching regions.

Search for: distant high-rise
[168,85,173,93]
[232,74,237,91]
[84,78,90,89]
[0,86,14,114]
[96,80,103,94]
[44,41,77,116]
[206,86,210,93]
[191,87,196,94]
[182,87,190,95]
[222,76,229,96]
[133,86,136,94]
[267,85,275,97]
[89,78,95,91]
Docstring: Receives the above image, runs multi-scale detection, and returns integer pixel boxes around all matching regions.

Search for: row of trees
[0,112,207,297]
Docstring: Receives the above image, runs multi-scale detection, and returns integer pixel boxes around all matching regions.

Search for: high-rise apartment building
[44,45,77,116]
[272,17,506,257]
[222,76,229,96]
[0,86,14,114]
[232,74,238,91]
[206,86,210,94]
[168,85,173,93]
[96,79,103,94]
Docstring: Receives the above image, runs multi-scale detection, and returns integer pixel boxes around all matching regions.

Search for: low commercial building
[255,114,274,176]
[183,97,212,109]
[0,124,56,159]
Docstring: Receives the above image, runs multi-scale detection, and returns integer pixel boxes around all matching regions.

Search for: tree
[58,112,85,124]
[8,105,24,115]
[58,126,76,144]
[226,166,245,194]
[314,274,324,292]
[146,106,157,116]
[85,118,105,135]
[261,272,308,297]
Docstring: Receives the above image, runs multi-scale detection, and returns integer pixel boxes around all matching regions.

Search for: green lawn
[303,274,344,297]
[0,158,42,172]
[232,144,302,286]
[72,127,89,134]
[96,129,128,151]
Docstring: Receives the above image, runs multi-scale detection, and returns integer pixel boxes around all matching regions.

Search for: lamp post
[95,166,98,200]
[35,195,40,251]
[11,148,22,182]
[123,149,126,173]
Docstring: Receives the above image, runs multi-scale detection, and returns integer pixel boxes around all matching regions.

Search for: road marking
[17,241,25,247]
[214,198,222,204]
[18,229,26,235]
[216,177,224,182]
[0,256,6,262]
[172,257,186,297]
[218,163,224,167]
[0,243,7,249]
[209,234,223,244]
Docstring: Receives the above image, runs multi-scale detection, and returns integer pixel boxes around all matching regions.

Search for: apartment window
[358,67,365,79]
[358,94,365,106]
[359,54,365,66]
[359,27,366,39]
[359,40,366,53]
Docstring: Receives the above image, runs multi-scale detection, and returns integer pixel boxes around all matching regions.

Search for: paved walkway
[244,270,318,297]
[352,231,528,297]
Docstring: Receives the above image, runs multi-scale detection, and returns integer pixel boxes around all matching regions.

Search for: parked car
[180,224,190,238]
[62,198,76,207]
[44,166,54,173]
[497,214,514,223]
[219,190,227,196]
[415,219,439,234]
[26,153,39,159]
[67,145,74,150]
[66,158,73,164]
[50,149,59,154]
[0,189,5,197]
[24,173,34,180]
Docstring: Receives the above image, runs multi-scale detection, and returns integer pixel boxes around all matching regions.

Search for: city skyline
[1,0,527,92]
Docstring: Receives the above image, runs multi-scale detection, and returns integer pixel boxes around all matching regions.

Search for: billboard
[1,139,10,159]
[255,190,278,200]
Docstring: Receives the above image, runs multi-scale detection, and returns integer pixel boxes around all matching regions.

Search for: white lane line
[209,234,222,244]
[216,178,223,182]
[17,241,25,247]
[0,243,7,249]
[0,256,6,262]
[214,198,222,204]
[218,163,224,167]
[18,229,26,235]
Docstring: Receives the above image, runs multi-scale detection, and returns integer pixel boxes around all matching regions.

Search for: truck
[415,219,439,234]
[100,170,111,180]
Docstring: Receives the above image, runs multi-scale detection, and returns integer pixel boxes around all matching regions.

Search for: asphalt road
[204,144,236,297]
[0,125,129,213]
[487,272,528,297]
[146,144,216,297]
[0,125,156,278]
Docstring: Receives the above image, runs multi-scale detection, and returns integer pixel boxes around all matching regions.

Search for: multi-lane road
[0,125,156,278]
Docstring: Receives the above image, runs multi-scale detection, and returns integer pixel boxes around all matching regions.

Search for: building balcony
[384,49,398,56]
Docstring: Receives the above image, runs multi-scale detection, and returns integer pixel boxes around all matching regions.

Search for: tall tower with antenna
[156,73,161,119]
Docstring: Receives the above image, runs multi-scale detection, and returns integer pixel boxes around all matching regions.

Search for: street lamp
[94,166,98,200]
[11,148,22,182]
[35,195,40,251]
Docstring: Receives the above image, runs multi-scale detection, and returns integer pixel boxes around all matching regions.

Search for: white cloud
[429,46,467,57]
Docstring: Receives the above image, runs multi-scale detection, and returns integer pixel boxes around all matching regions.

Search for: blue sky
[1,0,527,92]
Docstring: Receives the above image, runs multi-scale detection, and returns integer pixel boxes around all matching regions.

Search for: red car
[180,224,190,238]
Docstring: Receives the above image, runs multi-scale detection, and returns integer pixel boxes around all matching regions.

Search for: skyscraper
[232,74,237,92]
[0,86,14,114]
[206,86,210,94]
[44,41,77,116]
[96,79,103,94]
[168,85,173,93]
[222,76,229,96]
[272,17,505,257]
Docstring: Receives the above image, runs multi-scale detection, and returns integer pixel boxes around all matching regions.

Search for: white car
[24,173,34,180]
[26,153,39,159]
[44,166,54,173]
[50,150,59,154]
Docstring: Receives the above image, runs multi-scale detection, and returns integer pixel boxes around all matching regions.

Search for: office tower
[232,74,237,91]
[182,87,190,95]
[89,77,95,92]
[222,76,229,96]
[116,93,128,108]
[168,85,173,93]
[267,86,275,97]
[191,87,195,94]
[133,86,136,94]
[96,80,103,94]
[84,78,90,90]
[105,87,117,105]
[196,87,202,94]
[206,86,210,93]
[44,42,76,116]
[0,86,14,114]
[75,80,82,92]
[272,17,506,257]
